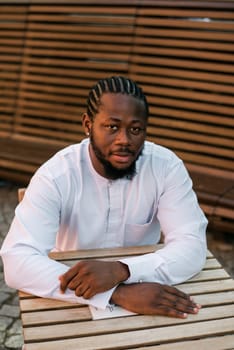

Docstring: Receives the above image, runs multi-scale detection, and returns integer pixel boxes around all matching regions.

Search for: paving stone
[0,331,5,347]
[10,296,20,307]
[7,320,23,336]
[0,292,9,305]
[0,305,20,318]
[0,316,12,332]
[5,334,23,349]
[0,282,16,295]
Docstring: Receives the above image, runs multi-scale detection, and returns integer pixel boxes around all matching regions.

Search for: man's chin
[103,160,136,180]
[110,161,133,170]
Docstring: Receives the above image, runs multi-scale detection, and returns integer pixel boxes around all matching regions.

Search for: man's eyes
[104,125,145,135]
[105,124,118,131]
[130,127,145,135]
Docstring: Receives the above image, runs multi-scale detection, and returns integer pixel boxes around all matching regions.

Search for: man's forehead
[99,92,145,111]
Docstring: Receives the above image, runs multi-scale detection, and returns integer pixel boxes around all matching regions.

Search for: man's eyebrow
[105,117,144,123]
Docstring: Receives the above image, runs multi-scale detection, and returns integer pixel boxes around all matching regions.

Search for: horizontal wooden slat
[24,40,132,53]
[139,9,234,19]
[148,117,233,138]
[135,27,234,42]
[147,125,232,149]
[131,74,234,95]
[137,17,234,31]
[0,22,26,30]
[24,318,234,350]
[21,306,90,326]
[135,36,234,52]
[147,95,233,116]
[19,288,234,309]
[24,55,128,71]
[132,55,234,73]
[22,305,234,341]
[131,64,234,84]
[49,244,161,260]
[28,14,135,25]
[28,22,135,35]
[149,106,233,127]
[178,278,234,295]
[134,335,234,350]
[27,30,134,43]
[30,5,137,15]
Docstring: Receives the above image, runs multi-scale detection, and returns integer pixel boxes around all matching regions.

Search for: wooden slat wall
[0,0,233,177]
[13,3,137,145]
[129,4,234,171]
[0,5,28,137]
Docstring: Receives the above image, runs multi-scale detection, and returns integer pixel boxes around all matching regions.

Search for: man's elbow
[1,253,22,290]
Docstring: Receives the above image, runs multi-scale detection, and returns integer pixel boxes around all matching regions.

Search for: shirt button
[138,277,144,283]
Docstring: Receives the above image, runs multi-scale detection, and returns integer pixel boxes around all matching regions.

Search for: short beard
[90,132,142,180]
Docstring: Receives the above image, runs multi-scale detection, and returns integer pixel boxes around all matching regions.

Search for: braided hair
[86,76,149,120]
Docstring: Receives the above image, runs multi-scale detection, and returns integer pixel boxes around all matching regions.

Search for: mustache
[110,148,135,155]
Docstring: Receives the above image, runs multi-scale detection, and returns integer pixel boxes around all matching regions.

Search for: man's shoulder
[37,139,88,178]
[143,141,178,162]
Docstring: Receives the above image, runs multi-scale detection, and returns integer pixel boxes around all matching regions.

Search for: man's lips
[110,151,134,163]
[110,149,134,156]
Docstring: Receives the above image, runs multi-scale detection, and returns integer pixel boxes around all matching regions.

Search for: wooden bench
[0,0,233,233]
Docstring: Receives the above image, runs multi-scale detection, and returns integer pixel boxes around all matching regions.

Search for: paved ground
[0,181,23,350]
[0,180,233,349]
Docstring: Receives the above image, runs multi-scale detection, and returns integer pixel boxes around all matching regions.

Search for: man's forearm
[111,282,201,318]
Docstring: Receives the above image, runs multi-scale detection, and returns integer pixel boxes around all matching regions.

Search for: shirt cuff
[120,253,164,284]
[88,286,118,309]
[57,285,117,310]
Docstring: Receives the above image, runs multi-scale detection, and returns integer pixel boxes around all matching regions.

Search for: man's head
[83,76,149,180]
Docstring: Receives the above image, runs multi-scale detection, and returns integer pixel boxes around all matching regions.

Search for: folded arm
[0,176,114,309]
[120,159,208,286]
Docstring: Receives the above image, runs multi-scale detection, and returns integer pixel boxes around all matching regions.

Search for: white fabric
[0,139,207,309]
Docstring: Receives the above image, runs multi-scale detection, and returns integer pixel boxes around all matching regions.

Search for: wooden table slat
[20,290,234,317]
[49,244,161,260]
[22,306,90,326]
[132,334,234,350]
[60,255,220,267]
[178,278,234,295]
[25,317,234,350]
[23,304,234,342]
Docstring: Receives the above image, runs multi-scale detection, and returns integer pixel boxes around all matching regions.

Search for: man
[1,76,207,318]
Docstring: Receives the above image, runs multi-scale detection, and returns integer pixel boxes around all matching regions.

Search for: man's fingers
[164,285,191,301]
[163,285,201,311]
[159,290,199,315]
[59,275,67,293]
[59,266,80,293]
[155,305,188,319]
[67,276,82,290]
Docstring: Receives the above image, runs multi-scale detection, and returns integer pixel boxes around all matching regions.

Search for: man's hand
[59,260,129,299]
[111,282,201,318]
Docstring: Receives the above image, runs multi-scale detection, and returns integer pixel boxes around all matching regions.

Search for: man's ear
[82,113,92,136]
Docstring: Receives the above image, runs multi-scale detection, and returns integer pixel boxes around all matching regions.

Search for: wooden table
[19,245,234,350]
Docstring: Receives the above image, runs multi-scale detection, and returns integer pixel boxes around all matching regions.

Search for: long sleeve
[121,159,208,285]
[0,174,114,310]
[0,141,208,307]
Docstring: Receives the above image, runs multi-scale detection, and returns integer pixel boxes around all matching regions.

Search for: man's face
[83,93,147,179]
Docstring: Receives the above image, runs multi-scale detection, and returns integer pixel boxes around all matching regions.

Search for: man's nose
[116,128,130,144]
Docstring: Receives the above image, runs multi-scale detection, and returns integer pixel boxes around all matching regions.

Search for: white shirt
[0,139,207,309]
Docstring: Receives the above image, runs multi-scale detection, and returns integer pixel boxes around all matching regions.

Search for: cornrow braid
[86,76,149,120]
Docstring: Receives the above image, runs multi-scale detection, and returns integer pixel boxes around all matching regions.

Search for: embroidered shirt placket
[105,180,122,247]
